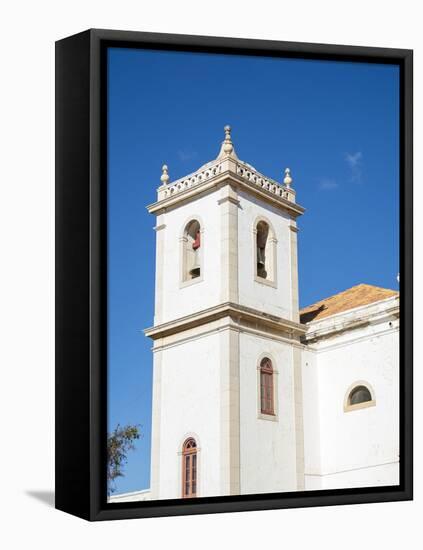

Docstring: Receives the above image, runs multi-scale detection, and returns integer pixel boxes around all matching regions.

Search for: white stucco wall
[239,332,298,494]
[302,302,399,490]
[305,462,399,490]
[150,179,301,500]
[237,190,293,321]
[153,332,222,499]
[159,189,222,324]
[108,489,151,503]
[302,348,322,478]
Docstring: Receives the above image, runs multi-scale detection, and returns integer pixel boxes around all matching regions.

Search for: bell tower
[146,127,306,499]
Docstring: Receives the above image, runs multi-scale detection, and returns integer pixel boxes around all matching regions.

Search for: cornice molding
[302,302,400,344]
[147,170,305,218]
[144,301,306,341]
[217,194,240,207]
[154,223,166,231]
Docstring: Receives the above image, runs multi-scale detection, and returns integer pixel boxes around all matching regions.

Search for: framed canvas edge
[55,28,413,522]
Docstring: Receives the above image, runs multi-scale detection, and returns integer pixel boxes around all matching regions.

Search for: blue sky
[107,47,399,494]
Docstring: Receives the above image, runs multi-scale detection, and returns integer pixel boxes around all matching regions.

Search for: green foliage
[107,424,141,495]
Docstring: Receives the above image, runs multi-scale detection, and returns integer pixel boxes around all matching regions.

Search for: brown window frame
[182,437,197,498]
[260,357,275,415]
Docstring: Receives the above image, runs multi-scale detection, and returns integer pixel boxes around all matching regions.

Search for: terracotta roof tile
[300,284,398,324]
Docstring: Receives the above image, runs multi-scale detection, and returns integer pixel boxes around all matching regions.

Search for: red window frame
[182,438,197,498]
[260,357,275,415]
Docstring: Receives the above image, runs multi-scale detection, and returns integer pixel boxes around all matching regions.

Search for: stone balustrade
[160,161,223,199]
[235,164,293,201]
[159,160,295,203]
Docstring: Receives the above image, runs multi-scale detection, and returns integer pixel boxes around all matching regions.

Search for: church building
[109,127,399,503]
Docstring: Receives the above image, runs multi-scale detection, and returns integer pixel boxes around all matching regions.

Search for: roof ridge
[300,283,398,312]
[300,284,399,324]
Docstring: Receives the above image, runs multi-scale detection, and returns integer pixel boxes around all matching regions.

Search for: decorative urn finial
[217,125,238,160]
[160,164,170,185]
[283,167,293,188]
[223,125,233,154]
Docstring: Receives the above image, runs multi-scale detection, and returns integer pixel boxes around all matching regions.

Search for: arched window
[348,385,372,405]
[182,220,201,282]
[254,220,276,283]
[344,383,375,411]
[182,438,197,498]
[260,357,274,415]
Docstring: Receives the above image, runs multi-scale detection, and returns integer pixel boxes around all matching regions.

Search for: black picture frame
[55,28,413,521]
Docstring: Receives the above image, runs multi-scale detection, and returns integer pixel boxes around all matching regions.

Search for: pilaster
[149,350,163,499]
[289,221,300,323]
[153,213,166,325]
[219,328,240,495]
[293,345,305,490]
[219,182,239,304]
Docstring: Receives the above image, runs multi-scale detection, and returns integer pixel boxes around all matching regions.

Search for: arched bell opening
[182,219,202,282]
[256,220,270,279]
[254,218,276,284]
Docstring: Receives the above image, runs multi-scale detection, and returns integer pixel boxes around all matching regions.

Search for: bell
[257,246,265,270]
[257,265,267,279]
[192,230,201,251]
[189,262,201,278]
[190,243,201,278]
[257,246,267,278]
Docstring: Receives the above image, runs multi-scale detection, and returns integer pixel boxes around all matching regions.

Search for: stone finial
[217,125,238,160]
[223,125,233,154]
[283,167,293,188]
[160,164,169,185]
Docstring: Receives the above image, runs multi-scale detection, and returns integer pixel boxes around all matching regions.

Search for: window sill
[179,275,204,289]
[258,412,278,422]
[254,275,277,289]
[344,400,376,413]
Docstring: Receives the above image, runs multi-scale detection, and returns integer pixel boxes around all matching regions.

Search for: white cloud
[318,178,339,191]
[345,151,362,167]
[345,151,363,183]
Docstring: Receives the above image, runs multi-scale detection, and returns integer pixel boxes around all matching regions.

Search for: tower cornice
[147,164,305,218]
[144,301,307,342]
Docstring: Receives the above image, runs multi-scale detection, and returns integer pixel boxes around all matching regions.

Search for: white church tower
[145,126,306,499]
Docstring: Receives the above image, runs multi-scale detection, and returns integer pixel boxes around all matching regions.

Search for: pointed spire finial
[160,164,169,185]
[223,125,233,155]
[283,167,293,188]
[217,125,238,160]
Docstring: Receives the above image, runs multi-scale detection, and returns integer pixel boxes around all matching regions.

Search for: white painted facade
[152,332,222,498]
[158,190,222,324]
[302,297,400,490]
[109,127,399,503]
[239,334,300,495]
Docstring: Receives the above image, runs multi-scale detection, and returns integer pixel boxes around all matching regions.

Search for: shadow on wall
[300,304,326,324]
[25,490,55,508]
